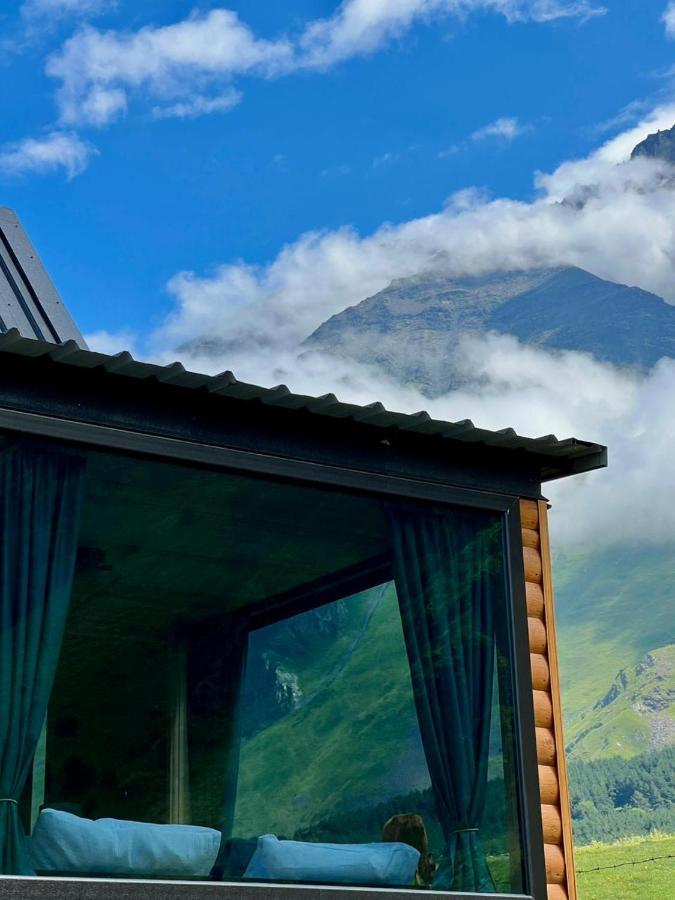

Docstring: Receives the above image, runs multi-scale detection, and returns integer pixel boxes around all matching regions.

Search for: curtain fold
[188,616,250,835]
[390,506,500,893]
[0,445,85,875]
[216,619,249,844]
[186,614,249,880]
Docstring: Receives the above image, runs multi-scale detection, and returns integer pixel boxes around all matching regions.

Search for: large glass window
[1,442,528,894]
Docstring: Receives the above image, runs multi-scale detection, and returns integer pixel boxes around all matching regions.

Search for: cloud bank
[153,104,675,369]
[133,103,675,550]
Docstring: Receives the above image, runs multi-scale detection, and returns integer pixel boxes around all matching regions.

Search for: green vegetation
[555,545,675,894]
[234,584,428,838]
[235,581,517,882]
[565,644,674,761]
[570,748,675,844]
[251,745,675,851]
[576,832,675,900]
[292,781,511,864]
[553,544,675,760]
[232,542,675,889]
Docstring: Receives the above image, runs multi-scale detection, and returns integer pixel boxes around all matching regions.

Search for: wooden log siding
[519,499,578,900]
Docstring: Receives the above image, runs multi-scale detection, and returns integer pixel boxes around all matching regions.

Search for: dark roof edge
[0,329,608,483]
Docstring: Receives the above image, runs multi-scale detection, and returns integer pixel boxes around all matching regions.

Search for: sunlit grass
[575,831,675,900]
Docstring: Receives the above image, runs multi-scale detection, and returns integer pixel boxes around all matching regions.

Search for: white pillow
[30,809,221,878]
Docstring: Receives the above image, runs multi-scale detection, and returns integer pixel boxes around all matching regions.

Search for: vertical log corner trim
[520,499,578,900]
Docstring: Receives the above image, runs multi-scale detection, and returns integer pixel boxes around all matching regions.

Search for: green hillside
[234,582,512,862]
[565,645,674,760]
[552,544,675,760]
[231,542,675,857]
[234,583,430,839]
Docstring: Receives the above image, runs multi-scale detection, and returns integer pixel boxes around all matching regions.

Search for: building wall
[520,500,577,900]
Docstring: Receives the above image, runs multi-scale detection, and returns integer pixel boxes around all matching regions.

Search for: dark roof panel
[0,329,607,483]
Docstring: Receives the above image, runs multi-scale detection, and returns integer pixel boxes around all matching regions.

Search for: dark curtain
[186,615,249,879]
[390,506,500,893]
[0,445,85,875]
[216,620,249,843]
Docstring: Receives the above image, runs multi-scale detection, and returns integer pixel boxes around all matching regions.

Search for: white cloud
[471,116,527,141]
[76,86,127,126]
[530,101,675,204]
[152,105,675,368]
[85,328,139,356]
[18,0,112,41]
[46,10,293,126]
[594,102,675,163]
[152,317,675,552]
[137,103,675,552]
[593,98,653,136]
[431,338,675,551]
[151,89,242,120]
[20,0,109,18]
[270,153,288,171]
[298,1,604,68]
[0,130,96,179]
[438,145,460,158]
[321,163,352,177]
[372,151,399,167]
[545,357,675,548]
[21,0,110,21]
[664,2,675,38]
[44,2,605,127]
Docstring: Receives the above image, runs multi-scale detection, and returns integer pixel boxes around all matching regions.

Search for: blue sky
[1,0,674,346]
[5,2,675,550]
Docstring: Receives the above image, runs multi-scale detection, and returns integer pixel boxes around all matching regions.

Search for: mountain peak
[631,123,675,163]
[307,265,675,394]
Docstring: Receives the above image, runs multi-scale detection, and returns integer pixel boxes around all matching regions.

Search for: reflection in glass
[0,446,526,893]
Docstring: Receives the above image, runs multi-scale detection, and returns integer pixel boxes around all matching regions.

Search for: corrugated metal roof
[0,207,86,347]
[0,328,607,481]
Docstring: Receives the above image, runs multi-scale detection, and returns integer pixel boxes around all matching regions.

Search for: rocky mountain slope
[632,123,675,163]
[567,645,675,760]
[552,543,675,761]
[306,266,675,393]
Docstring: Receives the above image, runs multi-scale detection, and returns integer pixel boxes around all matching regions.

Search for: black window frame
[0,405,548,900]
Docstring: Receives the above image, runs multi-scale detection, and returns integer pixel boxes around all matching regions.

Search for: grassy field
[575,833,675,900]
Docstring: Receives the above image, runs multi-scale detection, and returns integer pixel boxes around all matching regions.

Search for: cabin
[0,209,607,900]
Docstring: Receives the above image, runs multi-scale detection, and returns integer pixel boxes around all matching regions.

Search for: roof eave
[0,330,608,486]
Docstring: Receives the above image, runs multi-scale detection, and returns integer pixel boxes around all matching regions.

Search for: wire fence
[577,852,675,875]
